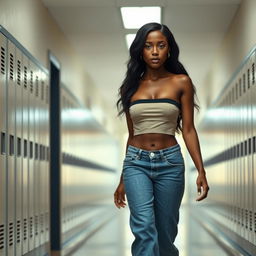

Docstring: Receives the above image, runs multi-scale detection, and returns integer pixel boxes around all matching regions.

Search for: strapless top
[129,98,181,136]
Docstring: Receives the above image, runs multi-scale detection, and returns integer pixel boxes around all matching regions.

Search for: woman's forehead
[145,31,167,42]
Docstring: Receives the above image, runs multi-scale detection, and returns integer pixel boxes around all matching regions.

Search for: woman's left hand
[196,172,210,201]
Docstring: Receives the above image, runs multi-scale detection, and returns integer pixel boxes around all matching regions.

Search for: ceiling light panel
[120,6,161,29]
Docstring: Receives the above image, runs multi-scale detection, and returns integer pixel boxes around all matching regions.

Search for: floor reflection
[71,203,229,256]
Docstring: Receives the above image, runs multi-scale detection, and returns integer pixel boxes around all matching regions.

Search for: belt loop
[136,149,142,159]
[159,149,165,160]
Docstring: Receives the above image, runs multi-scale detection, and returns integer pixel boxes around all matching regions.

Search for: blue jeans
[122,143,185,256]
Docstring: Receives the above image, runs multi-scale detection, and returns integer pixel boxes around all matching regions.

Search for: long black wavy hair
[116,22,200,134]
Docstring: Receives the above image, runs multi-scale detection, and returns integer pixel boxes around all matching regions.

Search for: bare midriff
[128,133,178,150]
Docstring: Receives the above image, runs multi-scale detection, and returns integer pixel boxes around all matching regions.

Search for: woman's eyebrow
[145,40,166,43]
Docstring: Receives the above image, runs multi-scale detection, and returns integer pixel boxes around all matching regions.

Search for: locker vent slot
[29,217,33,238]
[242,73,246,93]
[253,136,256,153]
[241,208,244,227]
[244,140,247,156]
[252,62,255,84]
[17,137,21,156]
[239,78,242,96]
[245,209,248,229]
[41,81,44,101]
[35,75,39,97]
[16,220,21,243]
[249,210,253,231]
[0,224,4,249]
[0,46,5,75]
[247,68,250,88]
[46,85,49,104]
[8,222,14,246]
[235,83,238,100]
[40,144,43,160]
[46,212,49,231]
[35,143,38,160]
[30,141,33,159]
[47,146,49,161]
[24,66,27,88]
[254,212,256,233]
[43,145,45,160]
[9,134,14,155]
[248,138,251,154]
[30,70,33,93]
[35,215,39,236]
[24,139,27,158]
[1,132,6,155]
[23,218,27,240]
[9,53,14,81]
[17,60,21,85]
[40,214,44,233]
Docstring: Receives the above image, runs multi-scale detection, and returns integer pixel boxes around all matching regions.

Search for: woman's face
[142,30,169,69]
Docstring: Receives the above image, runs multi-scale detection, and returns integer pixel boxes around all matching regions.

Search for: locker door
[0,32,7,256]
[44,74,50,246]
[46,76,50,247]
[28,60,35,252]
[39,71,45,246]
[34,66,40,250]
[22,54,29,254]
[251,50,256,245]
[7,40,16,256]
[15,46,23,256]
[247,51,254,244]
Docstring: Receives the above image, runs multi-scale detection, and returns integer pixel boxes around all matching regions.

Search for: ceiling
[42,0,241,110]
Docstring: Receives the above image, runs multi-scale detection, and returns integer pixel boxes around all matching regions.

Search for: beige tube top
[129,98,181,136]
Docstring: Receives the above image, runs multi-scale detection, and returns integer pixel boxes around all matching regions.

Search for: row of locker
[198,48,256,250]
[0,31,50,256]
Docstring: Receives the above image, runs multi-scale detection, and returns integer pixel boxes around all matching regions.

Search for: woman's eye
[159,44,165,48]
[145,45,151,48]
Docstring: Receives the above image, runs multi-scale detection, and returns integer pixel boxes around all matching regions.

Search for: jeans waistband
[127,143,181,158]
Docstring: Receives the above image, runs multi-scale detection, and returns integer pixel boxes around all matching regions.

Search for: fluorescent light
[120,7,161,29]
[125,34,136,50]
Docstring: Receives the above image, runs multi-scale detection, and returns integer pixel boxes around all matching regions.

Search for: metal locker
[235,73,242,234]
[34,64,40,250]
[38,71,45,247]
[28,59,36,252]
[251,50,256,245]
[15,46,23,256]
[0,32,7,256]
[247,51,254,244]
[7,40,16,256]
[22,54,29,255]
[44,75,50,246]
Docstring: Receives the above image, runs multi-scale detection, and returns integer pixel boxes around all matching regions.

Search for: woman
[114,22,209,256]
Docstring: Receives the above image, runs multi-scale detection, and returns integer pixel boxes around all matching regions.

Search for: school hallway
[0,0,256,255]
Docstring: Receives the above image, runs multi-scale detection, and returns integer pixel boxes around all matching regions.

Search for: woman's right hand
[114,181,127,209]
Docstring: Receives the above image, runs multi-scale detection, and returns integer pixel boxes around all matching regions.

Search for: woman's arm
[114,110,134,208]
[179,75,210,201]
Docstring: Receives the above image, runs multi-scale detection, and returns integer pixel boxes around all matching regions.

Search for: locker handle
[17,137,21,157]
[30,141,33,159]
[9,134,14,155]
[24,139,27,158]
[1,132,6,155]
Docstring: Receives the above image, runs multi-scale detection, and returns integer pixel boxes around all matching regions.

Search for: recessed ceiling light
[120,6,161,29]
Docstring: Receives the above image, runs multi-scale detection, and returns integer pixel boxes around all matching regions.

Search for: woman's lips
[151,59,160,63]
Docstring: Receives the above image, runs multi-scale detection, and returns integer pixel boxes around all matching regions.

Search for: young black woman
[114,22,209,256]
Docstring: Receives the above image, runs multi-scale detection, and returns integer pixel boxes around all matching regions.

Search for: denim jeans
[122,143,185,256]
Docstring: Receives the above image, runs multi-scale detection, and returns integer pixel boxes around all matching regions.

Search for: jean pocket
[163,150,184,166]
[123,152,137,162]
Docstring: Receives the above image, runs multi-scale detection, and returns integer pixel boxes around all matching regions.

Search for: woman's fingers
[114,192,126,208]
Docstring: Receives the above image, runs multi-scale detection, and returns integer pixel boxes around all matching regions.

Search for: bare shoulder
[173,74,193,92]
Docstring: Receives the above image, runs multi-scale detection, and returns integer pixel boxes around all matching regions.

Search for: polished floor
[71,203,229,256]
